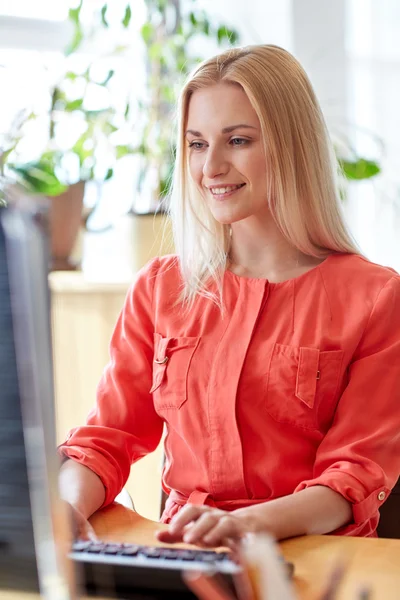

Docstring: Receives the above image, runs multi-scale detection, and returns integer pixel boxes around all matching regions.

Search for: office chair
[377,477,400,539]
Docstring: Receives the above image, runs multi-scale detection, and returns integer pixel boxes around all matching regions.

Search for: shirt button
[378,491,386,501]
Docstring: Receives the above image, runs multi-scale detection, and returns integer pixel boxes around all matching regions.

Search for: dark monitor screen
[0,204,39,590]
[0,198,74,597]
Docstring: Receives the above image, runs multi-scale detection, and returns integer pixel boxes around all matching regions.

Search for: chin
[211,210,251,226]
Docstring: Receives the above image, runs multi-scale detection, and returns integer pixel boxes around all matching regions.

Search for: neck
[229,213,322,282]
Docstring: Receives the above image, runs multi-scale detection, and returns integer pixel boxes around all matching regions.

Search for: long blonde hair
[168,44,358,305]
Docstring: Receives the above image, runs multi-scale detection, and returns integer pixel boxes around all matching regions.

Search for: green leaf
[65,27,84,56]
[202,18,210,36]
[68,1,83,26]
[104,122,119,135]
[124,102,130,119]
[65,98,84,111]
[122,4,132,28]
[115,144,132,159]
[217,26,238,45]
[189,12,197,26]
[226,29,239,44]
[141,22,154,44]
[65,71,78,81]
[101,4,109,27]
[1,147,15,165]
[216,26,224,43]
[340,158,381,180]
[105,168,114,181]
[101,69,115,86]
[84,108,114,119]
[11,162,67,196]
[72,132,94,167]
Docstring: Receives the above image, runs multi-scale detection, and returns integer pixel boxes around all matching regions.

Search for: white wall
[199,0,293,49]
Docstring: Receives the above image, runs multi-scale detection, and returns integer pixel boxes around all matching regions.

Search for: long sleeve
[58,258,164,507]
[294,276,400,535]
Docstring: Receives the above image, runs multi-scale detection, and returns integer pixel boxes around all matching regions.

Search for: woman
[59,45,400,546]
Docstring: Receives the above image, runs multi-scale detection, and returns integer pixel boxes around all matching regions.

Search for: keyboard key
[103,544,123,554]
[215,552,229,561]
[71,541,92,552]
[120,545,140,556]
[87,543,107,553]
[176,550,196,561]
[160,549,178,559]
[141,547,162,558]
[194,551,219,563]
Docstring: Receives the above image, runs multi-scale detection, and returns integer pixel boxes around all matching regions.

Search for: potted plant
[2,1,136,269]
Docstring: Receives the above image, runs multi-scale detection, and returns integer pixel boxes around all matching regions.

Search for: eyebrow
[185,124,258,136]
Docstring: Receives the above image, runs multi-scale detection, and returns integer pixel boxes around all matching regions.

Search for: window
[346,0,400,271]
[0,0,67,20]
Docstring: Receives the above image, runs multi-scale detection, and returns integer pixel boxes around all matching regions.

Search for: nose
[202,146,229,179]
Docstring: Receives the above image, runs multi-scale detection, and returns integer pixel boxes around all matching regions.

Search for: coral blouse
[59,253,400,537]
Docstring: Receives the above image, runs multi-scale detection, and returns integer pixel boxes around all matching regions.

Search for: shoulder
[122,255,182,313]
[133,254,180,280]
[321,253,399,293]
[132,254,182,295]
[318,253,400,319]
[146,254,181,283]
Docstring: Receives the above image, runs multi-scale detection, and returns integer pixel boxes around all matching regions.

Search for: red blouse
[59,253,400,537]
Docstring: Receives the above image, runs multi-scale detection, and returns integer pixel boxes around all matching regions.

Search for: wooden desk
[89,503,400,600]
[6,503,400,599]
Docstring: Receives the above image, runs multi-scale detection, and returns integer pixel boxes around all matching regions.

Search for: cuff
[58,443,121,508]
[294,473,390,526]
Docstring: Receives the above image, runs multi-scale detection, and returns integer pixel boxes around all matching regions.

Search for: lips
[209,183,245,195]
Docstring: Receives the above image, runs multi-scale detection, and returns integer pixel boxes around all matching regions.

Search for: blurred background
[1,0,399,519]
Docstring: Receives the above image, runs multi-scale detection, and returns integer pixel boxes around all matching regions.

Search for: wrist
[233,506,267,536]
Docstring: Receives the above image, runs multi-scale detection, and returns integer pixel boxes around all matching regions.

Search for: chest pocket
[266,343,344,430]
[150,333,200,410]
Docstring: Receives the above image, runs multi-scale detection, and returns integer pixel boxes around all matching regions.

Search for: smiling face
[185,83,270,225]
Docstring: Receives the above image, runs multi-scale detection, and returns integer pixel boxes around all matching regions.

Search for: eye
[230,137,249,146]
[188,141,206,150]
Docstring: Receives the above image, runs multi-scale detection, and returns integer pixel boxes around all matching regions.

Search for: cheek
[188,154,204,184]
[248,157,268,190]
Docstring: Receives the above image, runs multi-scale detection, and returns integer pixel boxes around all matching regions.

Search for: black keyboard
[70,540,241,599]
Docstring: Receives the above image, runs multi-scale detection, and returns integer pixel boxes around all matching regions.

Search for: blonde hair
[168,44,359,305]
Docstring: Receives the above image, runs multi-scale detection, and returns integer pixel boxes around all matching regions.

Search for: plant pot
[50,181,85,271]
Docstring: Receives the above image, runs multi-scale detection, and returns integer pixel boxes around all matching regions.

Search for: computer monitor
[0,193,75,598]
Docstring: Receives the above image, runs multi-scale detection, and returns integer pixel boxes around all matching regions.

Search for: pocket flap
[295,347,320,408]
[150,333,170,393]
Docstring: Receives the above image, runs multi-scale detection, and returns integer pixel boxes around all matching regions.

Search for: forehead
[186,83,260,130]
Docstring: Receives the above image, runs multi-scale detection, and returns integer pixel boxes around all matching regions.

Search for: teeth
[211,184,243,195]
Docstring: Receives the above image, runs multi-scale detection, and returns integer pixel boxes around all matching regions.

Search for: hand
[65,501,98,542]
[155,504,256,548]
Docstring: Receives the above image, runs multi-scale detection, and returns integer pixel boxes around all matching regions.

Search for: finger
[84,522,99,542]
[155,528,187,543]
[202,515,240,547]
[76,519,97,542]
[169,504,207,535]
[155,521,196,543]
[182,512,221,544]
